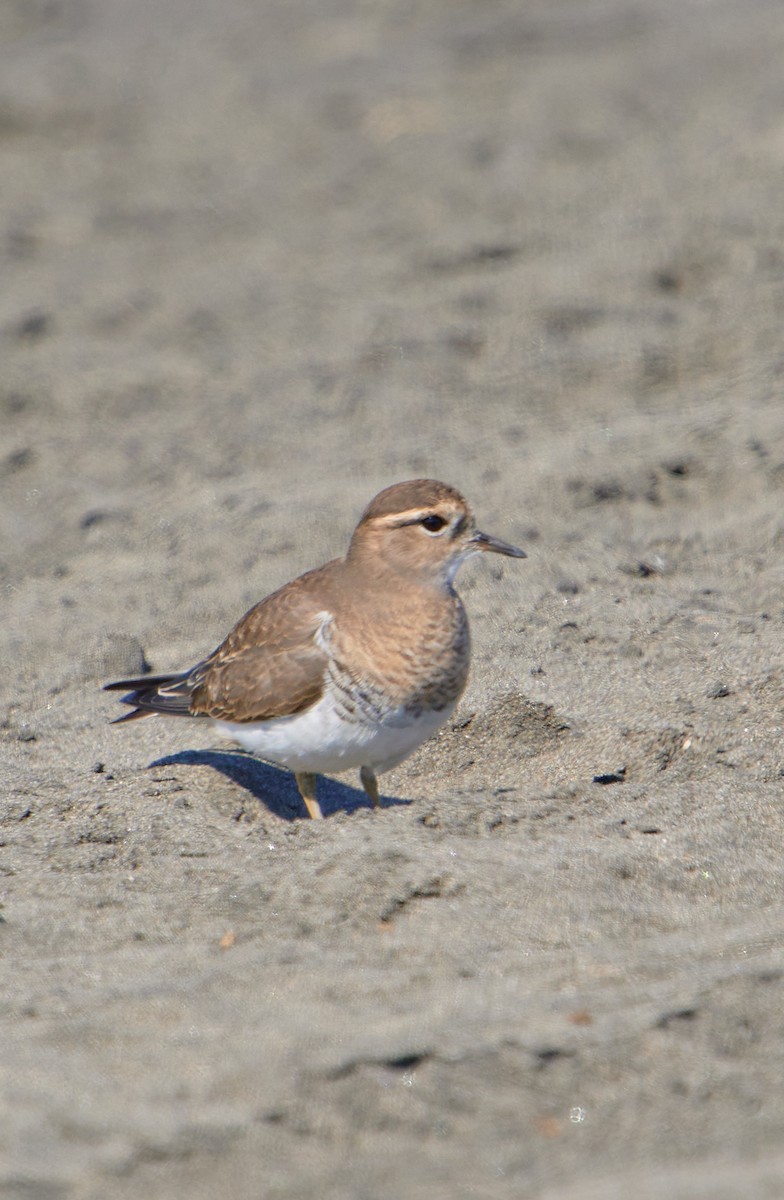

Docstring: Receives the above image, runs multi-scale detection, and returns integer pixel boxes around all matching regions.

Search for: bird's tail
[103,670,200,723]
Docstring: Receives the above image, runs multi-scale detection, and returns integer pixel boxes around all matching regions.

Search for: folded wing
[104,565,337,724]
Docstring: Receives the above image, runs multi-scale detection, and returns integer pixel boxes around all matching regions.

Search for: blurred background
[2,1,784,1197]
[2,0,782,686]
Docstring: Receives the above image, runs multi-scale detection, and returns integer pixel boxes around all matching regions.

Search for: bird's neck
[343,546,456,600]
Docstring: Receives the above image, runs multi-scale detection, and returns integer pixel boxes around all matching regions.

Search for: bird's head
[347,479,526,587]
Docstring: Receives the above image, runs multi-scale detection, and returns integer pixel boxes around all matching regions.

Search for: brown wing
[187,563,337,723]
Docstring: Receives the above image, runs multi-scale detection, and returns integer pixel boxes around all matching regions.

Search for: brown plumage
[105,479,526,818]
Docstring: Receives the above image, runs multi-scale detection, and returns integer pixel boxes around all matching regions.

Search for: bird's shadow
[148,748,411,820]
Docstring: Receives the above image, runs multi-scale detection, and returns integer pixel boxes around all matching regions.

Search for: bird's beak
[469,529,527,558]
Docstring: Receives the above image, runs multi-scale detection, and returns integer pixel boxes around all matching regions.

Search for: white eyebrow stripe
[369,508,443,528]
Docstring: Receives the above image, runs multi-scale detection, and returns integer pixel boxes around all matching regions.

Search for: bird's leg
[295,772,323,820]
[360,765,381,810]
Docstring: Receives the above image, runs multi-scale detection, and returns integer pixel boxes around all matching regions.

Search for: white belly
[214,689,453,775]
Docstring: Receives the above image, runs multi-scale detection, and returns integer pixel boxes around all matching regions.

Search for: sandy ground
[2,0,784,1196]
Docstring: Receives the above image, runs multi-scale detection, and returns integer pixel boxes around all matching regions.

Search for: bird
[104,479,526,818]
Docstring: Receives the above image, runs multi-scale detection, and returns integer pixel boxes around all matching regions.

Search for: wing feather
[106,561,341,724]
[187,564,336,721]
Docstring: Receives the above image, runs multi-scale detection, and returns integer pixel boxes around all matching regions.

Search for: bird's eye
[421,514,447,533]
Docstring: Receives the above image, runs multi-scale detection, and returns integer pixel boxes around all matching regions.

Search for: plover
[105,479,526,818]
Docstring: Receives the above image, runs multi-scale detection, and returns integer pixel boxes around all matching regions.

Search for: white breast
[214,687,453,776]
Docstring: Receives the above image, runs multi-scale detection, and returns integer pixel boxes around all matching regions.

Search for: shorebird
[105,479,526,818]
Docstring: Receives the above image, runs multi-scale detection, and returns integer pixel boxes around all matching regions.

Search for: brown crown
[357,479,467,524]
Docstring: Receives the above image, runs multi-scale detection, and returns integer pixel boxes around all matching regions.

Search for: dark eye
[421,514,447,533]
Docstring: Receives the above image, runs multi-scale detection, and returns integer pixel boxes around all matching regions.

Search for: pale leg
[360,765,380,810]
[295,771,323,819]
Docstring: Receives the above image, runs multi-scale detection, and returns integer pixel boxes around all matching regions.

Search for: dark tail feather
[110,707,155,725]
[103,672,188,692]
[104,669,200,721]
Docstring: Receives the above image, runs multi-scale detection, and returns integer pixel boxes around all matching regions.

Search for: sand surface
[2,0,784,1196]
